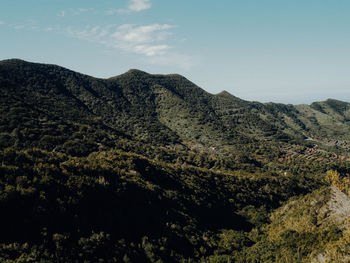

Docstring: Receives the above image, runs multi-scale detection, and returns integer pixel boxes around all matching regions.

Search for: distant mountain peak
[0,58,31,67]
[217,90,232,96]
[126,69,149,75]
[122,69,151,78]
[215,90,242,102]
[0,58,25,63]
[108,68,151,81]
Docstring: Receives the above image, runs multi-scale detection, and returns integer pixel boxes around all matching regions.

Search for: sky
[1,0,350,104]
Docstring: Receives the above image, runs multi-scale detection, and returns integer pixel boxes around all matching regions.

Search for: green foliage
[1,59,350,262]
[0,148,323,262]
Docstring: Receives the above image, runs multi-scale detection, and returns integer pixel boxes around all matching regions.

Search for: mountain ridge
[3,58,348,104]
[1,58,350,161]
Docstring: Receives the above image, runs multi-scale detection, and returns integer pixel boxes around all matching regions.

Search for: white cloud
[58,11,65,17]
[45,26,54,32]
[78,8,89,13]
[112,24,175,44]
[108,0,151,14]
[0,21,5,25]
[127,0,151,12]
[106,9,118,15]
[67,24,175,56]
[67,23,194,69]
[73,8,93,15]
[12,20,38,30]
[129,44,171,56]
[67,26,111,45]
[58,8,92,17]
[110,24,176,56]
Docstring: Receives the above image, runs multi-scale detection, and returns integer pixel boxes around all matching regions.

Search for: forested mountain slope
[0,59,350,262]
[2,59,350,153]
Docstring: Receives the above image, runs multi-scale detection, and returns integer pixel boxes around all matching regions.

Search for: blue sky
[1,0,350,104]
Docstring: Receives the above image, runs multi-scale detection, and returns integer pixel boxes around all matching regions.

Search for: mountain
[1,59,350,166]
[0,59,350,262]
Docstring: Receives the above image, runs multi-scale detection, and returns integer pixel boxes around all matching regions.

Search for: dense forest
[0,59,350,262]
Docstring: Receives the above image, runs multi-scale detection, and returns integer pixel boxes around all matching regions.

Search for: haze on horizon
[1,0,350,104]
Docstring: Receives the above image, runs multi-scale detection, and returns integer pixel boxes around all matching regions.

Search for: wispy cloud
[6,19,59,34]
[114,24,174,45]
[58,8,93,17]
[73,8,94,15]
[67,24,175,56]
[44,26,54,32]
[58,11,65,17]
[108,0,151,15]
[113,24,176,56]
[127,0,151,12]
[12,20,38,30]
[66,23,194,69]
[78,8,89,13]
[14,25,25,29]
[67,25,111,45]
[0,21,5,25]
[106,9,118,15]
